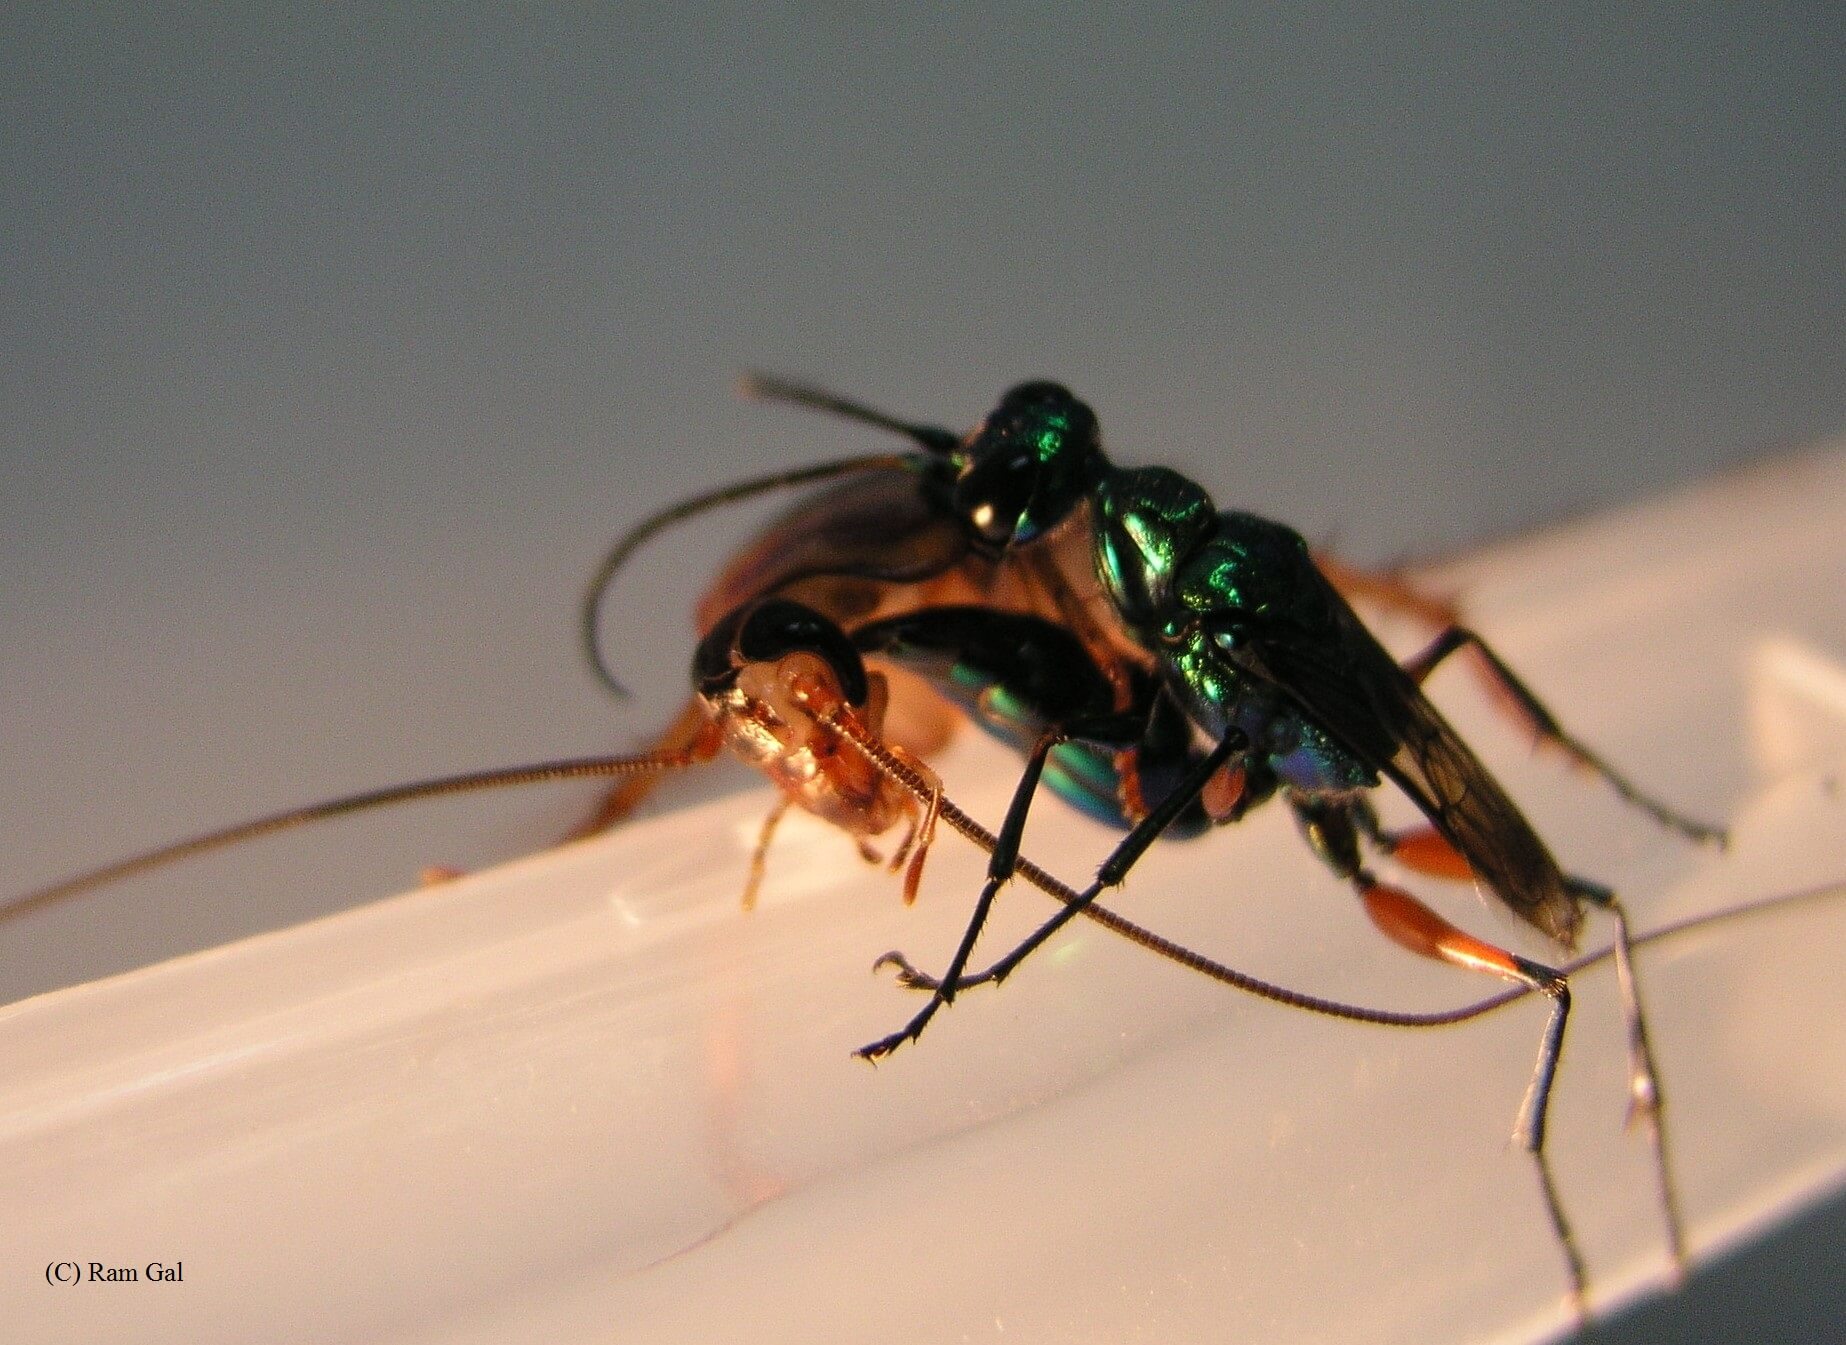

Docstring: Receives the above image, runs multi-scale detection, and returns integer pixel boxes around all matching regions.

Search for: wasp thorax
[1093,466,1217,629]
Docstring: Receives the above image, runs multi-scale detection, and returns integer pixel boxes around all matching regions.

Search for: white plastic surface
[4,448,1845,1344]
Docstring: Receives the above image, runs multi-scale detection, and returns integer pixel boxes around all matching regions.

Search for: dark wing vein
[1229,570,1581,948]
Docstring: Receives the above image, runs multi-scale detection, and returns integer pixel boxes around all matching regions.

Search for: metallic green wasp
[584,377,1724,1312]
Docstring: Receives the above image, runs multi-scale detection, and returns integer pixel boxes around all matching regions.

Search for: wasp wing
[1202,522,1581,948]
[695,467,973,633]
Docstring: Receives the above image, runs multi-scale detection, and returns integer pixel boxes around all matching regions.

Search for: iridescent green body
[935,383,1580,945]
[1093,470,1376,801]
[612,377,1583,945]
[577,375,1721,1308]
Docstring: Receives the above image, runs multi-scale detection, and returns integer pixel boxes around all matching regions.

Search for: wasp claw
[854,1032,910,1063]
[870,949,942,991]
[872,951,942,992]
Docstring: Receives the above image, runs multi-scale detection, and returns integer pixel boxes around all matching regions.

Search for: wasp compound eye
[955,448,1042,547]
[956,383,1104,549]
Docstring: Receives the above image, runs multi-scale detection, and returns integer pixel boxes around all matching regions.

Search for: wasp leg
[859,727,1060,1060]
[859,712,1145,1059]
[864,730,1247,1054]
[1385,628,1698,1277]
[1352,813,1479,884]
[1350,805,1624,916]
[1571,883,1687,1278]
[1354,812,1607,901]
[1362,875,1586,1319]
[1311,551,1461,630]
[1295,795,1588,1317]
[1355,808,1687,1277]
[1403,626,1725,847]
[849,605,1137,1052]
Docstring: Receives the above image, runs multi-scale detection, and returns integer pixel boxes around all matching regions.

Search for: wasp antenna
[738,373,962,456]
[582,451,924,697]
[4,749,710,924]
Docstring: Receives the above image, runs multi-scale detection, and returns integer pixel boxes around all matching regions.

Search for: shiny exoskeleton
[584,377,1724,1314]
[3,373,1774,1324]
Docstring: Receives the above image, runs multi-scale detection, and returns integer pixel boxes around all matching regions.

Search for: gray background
[2,7,1842,1340]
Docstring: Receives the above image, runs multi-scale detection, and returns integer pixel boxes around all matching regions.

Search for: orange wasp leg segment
[1394,622,1712,1279]
[1358,875,1588,1317]
[1358,805,1687,1281]
[1358,797,1690,1276]
[1370,822,1479,883]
